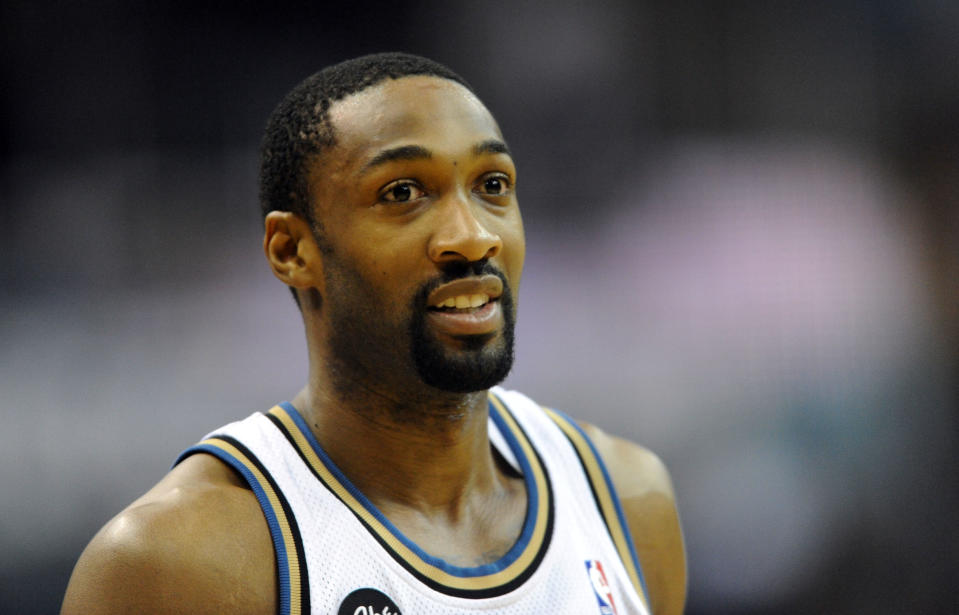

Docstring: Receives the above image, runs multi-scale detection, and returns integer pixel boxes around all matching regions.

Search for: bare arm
[61,454,276,615]
[580,423,687,615]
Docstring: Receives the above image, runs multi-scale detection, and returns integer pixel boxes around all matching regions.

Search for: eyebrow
[361,145,433,174]
[473,139,511,157]
[360,139,512,175]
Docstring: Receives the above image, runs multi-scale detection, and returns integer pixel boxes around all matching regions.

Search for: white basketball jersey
[176,387,651,615]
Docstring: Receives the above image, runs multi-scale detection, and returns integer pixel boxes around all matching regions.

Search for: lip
[425,300,502,337]
[426,275,503,308]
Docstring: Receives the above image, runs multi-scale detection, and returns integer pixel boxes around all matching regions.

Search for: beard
[324,258,517,396]
[409,263,516,393]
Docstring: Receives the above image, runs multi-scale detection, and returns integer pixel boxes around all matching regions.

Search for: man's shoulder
[576,422,674,499]
[577,421,687,615]
[495,388,674,495]
[61,454,276,615]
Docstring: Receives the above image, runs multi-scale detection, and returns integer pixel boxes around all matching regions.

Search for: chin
[414,337,514,394]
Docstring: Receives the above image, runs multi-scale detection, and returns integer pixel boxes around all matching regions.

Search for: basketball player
[61,53,686,615]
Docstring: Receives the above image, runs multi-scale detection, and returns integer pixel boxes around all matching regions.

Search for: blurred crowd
[2,1,956,613]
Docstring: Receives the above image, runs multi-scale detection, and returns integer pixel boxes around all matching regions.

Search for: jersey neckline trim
[265,392,554,599]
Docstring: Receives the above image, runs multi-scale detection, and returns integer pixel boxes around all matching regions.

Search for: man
[62,52,686,615]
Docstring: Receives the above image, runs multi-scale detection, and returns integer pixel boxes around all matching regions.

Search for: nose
[427,194,502,264]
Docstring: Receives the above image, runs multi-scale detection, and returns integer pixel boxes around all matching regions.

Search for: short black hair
[259,52,473,225]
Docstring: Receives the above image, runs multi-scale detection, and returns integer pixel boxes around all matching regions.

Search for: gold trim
[268,397,550,591]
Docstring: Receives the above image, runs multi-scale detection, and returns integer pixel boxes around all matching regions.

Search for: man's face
[308,76,525,395]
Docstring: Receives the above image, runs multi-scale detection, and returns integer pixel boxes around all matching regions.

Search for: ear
[263,211,325,295]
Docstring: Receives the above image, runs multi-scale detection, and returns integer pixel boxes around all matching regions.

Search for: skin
[61,76,686,614]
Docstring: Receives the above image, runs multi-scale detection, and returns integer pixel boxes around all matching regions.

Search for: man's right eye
[379,180,425,203]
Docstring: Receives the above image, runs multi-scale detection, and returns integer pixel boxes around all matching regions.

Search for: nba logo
[585,560,618,615]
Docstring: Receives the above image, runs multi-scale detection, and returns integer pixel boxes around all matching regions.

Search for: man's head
[261,53,525,396]
[259,52,473,228]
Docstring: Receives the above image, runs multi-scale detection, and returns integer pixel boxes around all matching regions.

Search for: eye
[476,173,512,197]
[379,180,426,203]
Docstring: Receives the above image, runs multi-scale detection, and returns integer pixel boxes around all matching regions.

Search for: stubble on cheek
[321,257,418,393]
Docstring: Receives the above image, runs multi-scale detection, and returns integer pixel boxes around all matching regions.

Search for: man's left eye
[478,174,510,196]
[379,180,425,203]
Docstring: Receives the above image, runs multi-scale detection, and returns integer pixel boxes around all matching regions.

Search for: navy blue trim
[487,398,539,566]
[549,408,650,600]
[278,401,541,578]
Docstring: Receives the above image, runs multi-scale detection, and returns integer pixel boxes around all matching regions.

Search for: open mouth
[424,277,504,337]
[425,275,504,313]
[429,293,493,312]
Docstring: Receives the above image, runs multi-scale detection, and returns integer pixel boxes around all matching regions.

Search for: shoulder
[578,422,687,615]
[576,423,674,502]
[61,453,276,615]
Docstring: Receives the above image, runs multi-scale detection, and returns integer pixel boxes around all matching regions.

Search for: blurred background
[1,1,956,613]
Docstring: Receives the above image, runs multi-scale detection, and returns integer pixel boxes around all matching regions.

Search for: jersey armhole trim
[175,435,309,615]
[541,407,650,608]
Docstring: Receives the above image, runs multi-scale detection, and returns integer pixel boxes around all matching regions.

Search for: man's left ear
[263,211,325,294]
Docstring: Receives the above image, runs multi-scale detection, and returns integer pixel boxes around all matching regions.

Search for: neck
[291,313,526,564]
[292,372,503,516]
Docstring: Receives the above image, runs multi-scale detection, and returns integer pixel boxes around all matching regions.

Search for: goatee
[409,262,516,393]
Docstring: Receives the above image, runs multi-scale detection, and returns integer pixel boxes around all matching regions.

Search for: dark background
[2,1,956,613]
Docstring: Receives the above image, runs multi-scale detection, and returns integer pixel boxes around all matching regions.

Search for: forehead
[326,76,503,161]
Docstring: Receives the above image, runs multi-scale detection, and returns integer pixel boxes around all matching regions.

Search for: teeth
[435,293,490,309]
